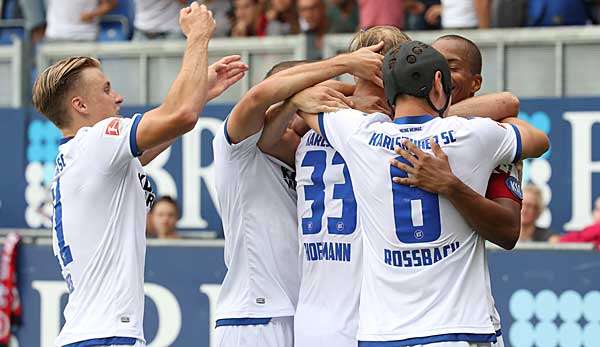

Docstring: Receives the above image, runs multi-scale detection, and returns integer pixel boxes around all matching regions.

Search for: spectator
[133,0,186,40]
[18,0,46,44]
[297,0,328,58]
[149,196,180,239]
[527,0,591,26]
[405,0,441,30]
[231,0,267,37]
[327,0,359,33]
[425,0,490,29]
[358,0,405,30]
[550,196,600,250]
[201,0,233,37]
[45,0,118,41]
[266,0,300,35]
[520,184,556,242]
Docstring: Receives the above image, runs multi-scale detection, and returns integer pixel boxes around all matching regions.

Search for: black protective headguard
[382,40,453,117]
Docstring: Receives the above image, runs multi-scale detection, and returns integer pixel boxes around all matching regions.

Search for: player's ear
[71,96,88,115]
[471,74,482,94]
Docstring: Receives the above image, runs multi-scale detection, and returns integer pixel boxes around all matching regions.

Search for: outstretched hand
[390,137,458,195]
[207,55,248,101]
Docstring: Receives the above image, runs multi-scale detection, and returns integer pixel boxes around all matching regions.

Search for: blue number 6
[389,156,441,243]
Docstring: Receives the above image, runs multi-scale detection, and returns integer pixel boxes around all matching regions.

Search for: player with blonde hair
[33,3,246,346]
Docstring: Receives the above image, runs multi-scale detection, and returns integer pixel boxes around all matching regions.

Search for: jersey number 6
[390,156,442,243]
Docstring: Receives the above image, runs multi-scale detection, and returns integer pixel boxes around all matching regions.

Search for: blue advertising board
[11,242,600,347]
[1,98,599,235]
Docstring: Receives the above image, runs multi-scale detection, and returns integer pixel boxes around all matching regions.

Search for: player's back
[52,115,152,346]
[212,121,299,321]
[319,110,521,344]
[294,129,362,347]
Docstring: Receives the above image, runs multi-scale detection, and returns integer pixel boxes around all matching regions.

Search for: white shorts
[215,316,294,347]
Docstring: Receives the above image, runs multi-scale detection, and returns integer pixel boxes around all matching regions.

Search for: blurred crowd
[3,0,600,46]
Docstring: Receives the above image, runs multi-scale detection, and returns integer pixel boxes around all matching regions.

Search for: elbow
[500,225,520,250]
[503,92,520,118]
[532,133,550,158]
[174,109,199,133]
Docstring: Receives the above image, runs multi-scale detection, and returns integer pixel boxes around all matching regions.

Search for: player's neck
[60,115,105,138]
[392,99,437,121]
[353,79,384,100]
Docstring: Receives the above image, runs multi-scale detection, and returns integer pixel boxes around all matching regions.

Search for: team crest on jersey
[505,176,523,200]
[281,166,296,191]
[104,118,121,136]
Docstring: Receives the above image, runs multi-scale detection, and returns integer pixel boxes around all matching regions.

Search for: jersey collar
[59,137,74,145]
[393,114,434,125]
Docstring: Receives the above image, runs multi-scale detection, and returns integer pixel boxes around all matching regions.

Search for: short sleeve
[81,114,143,172]
[469,118,522,167]
[318,108,367,155]
[213,117,262,161]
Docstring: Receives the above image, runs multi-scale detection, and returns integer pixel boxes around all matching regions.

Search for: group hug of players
[35,2,549,347]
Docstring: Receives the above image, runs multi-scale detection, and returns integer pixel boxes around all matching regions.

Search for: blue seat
[0,0,25,45]
[99,0,135,41]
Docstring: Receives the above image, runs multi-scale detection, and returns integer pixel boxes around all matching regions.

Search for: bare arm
[139,55,247,166]
[391,139,520,249]
[135,3,214,153]
[226,42,384,144]
[474,0,491,28]
[80,0,118,22]
[258,85,353,165]
[449,92,520,121]
[501,117,550,159]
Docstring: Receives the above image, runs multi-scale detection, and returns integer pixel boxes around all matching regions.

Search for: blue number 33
[301,150,357,236]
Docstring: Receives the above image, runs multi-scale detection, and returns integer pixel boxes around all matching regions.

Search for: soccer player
[393,35,526,346]
[212,44,384,347]
[260,28,528,347]
[296,41,548,345]
[32,3,247,346]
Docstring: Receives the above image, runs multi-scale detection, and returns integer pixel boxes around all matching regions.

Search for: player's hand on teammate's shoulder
[390,137,459,195]
[179,1,216,40]
[344,41,385,88]
[291,85,354,114]
[349,95,391,115]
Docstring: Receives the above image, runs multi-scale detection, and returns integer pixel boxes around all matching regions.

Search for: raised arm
[501,117,549,159]
[226,42,384,144]
[139,55,247,166]
[449,92,520,121]
[258,85,354,165]
[135,3,214,153]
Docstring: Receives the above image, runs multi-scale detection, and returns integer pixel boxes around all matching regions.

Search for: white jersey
[294,129,362,347]
[213,120,300,321]
[46,0,99,40]
[318,110,521,344]
[134,0,184,33]
[52,115,152,346]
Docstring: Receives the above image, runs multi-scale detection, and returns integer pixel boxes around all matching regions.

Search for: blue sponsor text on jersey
[368,130,457,151]
[304,131,331,148]
[304,242,351,262]
[384,241,460,268]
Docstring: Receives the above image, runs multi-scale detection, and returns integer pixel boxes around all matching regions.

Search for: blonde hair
[32,56,101,128]
[524,184,544,211]
[348,26,411,56]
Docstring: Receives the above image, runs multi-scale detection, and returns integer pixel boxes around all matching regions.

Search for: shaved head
[434,35,482,75]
